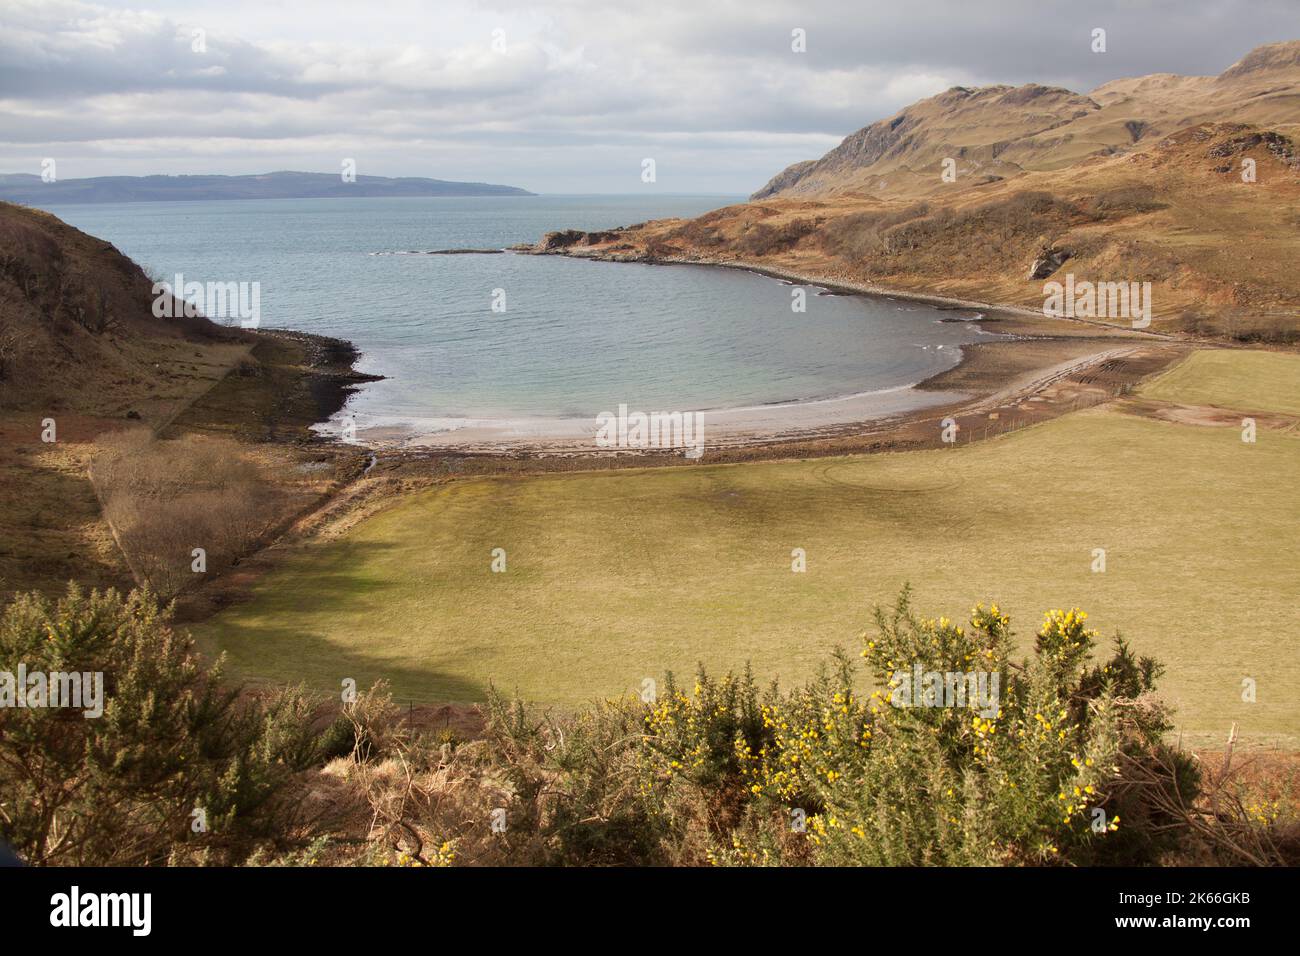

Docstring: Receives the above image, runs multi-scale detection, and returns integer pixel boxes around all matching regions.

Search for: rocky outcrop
[1027,246,1071,280]
[1206,128,1297,168]
[534,228,624,252]
[751,160,817,200]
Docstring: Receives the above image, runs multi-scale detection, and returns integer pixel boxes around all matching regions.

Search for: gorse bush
[641,592,1189,866]
[0,585,355,865]
[0,585,1288,866]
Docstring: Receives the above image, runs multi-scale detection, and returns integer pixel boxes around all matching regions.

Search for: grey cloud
[0,0,1294,192]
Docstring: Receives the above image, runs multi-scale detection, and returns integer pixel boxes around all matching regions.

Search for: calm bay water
[52,195,986,427]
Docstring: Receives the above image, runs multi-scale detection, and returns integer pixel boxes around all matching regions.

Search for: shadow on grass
[204,538,491,704]
[0,422,135,596]
[218,621,491,705]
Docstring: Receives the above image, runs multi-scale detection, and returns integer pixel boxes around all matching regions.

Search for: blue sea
[51,195,986,427]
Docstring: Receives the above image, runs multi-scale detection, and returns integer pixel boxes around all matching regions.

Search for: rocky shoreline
[266,329,385,434]
[158,327,384,444]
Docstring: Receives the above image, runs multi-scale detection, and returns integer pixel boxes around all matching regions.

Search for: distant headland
[0,170,535,205]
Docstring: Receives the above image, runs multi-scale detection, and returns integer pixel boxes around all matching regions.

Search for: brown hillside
[0,201,369,597]
[530,43,1300,341]
[0,201,248,421]
[753,40,1300,201]
[534,123,1300,340]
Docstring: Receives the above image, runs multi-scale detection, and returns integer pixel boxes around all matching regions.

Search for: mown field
[201,349,1300,748]
[1139,347,1300,416]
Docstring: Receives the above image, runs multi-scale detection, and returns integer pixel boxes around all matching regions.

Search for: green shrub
[0,585,342,865]
[641,590,1196,866]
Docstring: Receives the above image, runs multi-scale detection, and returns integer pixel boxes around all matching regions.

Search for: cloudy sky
[1,0,1294,193]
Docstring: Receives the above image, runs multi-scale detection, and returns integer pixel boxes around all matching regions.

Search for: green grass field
[1139,348,1300,416]
[201,351,1300,748]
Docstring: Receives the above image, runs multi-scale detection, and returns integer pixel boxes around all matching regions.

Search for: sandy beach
[315,257,1163,455]
[322,381,972,452]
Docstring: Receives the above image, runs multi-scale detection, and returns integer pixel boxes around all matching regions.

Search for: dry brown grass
[90,430,288,595]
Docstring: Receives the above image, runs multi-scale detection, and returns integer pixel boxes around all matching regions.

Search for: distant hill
[752,40,1300,200]
[0,170,535,205]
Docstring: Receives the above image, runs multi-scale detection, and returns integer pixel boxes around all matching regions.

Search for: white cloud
[0,0,1292,192]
